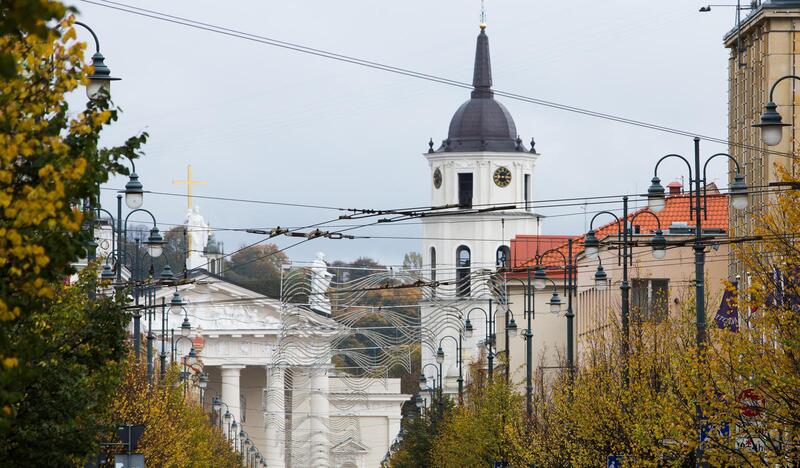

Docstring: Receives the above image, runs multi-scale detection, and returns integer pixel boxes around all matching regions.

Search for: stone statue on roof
[186,206,210,270]
[309,252,334,316]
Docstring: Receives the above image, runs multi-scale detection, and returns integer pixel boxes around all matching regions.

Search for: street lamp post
[647,140,747,349]
[172,333,195,364]
[754,75,800,146]
[211,397,232,434]
[180,346,200,397]
[419,363,442,422]
[436,334,463,403]
[230,420,238,450]
[463,301,518,384]
[531,242,577,374]
[501,269,535,416]
[584,196,632,385]
[73,21,121,100]
[238,430,246,455]
[502,241,575,417]
[93,161,164,364]
[73,20,121,303]
[646,139,748,465]
[585,198,670,385]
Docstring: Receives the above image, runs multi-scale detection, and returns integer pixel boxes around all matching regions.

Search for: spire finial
[480,0,487,29]
[471,13,493,98]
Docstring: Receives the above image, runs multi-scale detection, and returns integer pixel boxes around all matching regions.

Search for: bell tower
[420,23,541,393]
[422,23,541,297]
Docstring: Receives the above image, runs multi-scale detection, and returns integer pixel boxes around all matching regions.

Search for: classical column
[309,366,330,468]
[265,366,285,468]
[221,365,245,423]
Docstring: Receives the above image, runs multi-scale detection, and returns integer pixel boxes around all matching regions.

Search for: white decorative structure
[185,206,210,270]
[420,25,541,393]
[309,252,334,316]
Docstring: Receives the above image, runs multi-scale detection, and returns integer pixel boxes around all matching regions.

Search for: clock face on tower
[433,168,442,189]
[493,166,512,187]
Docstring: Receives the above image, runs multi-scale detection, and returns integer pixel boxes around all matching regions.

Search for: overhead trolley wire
[82,0,797,160]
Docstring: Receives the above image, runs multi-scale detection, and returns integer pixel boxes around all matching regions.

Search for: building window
[210,259,216,274]
[524,174,531,211]
[458,173,473,209]
[456,245,471,297]
[632,278,669,322]
[430,246,437,297]
[496,245,510,269]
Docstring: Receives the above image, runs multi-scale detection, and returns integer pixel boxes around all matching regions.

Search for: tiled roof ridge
[514,193,729,269]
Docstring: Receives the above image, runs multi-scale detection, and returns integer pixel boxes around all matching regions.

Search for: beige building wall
[495,277,568,393]
[726,4,800,276]
[574,236,730,358]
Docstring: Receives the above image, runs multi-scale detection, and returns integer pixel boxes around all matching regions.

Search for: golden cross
[173,164,208,210]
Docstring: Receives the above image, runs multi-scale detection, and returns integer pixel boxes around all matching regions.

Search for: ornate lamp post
[435,333,464,403]
[73,21,121,100]
[73,20,121,299]
[419,363,442,422]
[646,141,748,349]
[645,139,748,464]
[463,301,516,383]
[230,420,238,450]
[583,197,666,385]
[754,75,800,146]
[93,157,164,366]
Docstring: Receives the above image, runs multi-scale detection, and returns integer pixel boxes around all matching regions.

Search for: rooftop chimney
[667,181,682,195]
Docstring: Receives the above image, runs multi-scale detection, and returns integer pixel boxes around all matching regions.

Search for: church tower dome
[440,25,527,153]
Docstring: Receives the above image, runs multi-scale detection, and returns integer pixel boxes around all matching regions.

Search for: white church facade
[111,206,410,468]
[154,270,407,468]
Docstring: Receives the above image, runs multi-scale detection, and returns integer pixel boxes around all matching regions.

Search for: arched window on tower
[456,245,471,298]
[210,259,217,275]
[496,245,510,270]
[430,247,437,298]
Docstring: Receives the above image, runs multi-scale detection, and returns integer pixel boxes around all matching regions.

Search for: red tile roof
[511,192,729,270]
[511,235,577,271]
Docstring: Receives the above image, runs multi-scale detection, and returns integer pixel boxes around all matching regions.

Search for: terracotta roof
[508,235,577,278]
[512,192,729,270]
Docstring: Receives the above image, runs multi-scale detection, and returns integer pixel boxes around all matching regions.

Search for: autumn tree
[385,403,436,468]
[0,0,69,77]
[429,374,529,467]
[103,361,241,467]
[0,12,146,435]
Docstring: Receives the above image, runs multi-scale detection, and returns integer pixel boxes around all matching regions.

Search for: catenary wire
[80,0,797,160]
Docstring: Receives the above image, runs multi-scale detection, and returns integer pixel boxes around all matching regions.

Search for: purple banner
[714,281,739,332]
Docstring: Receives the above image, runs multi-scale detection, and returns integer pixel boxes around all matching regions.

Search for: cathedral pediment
[155,269,338,334]
[331,438,369,454]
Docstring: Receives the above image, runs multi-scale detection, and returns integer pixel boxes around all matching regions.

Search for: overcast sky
[70,0,737,266]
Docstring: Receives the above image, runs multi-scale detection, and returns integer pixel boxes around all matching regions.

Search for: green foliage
[386,408,436,468]
[0,268,129,465]
[330,256,384,282]
[0,16,147,429]
[430,379,529,467]
[226,243,288,298]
